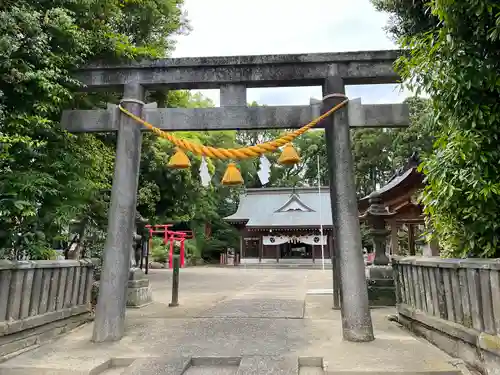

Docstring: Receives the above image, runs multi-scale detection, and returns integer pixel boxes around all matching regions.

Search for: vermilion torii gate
[62,49,409,343]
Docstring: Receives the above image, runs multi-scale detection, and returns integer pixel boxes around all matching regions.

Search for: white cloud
[172,0,411,106]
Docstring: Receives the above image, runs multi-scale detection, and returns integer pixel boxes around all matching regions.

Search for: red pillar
[180,238,185,267]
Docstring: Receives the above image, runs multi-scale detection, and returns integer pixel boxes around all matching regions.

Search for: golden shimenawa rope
[118,96,349,160]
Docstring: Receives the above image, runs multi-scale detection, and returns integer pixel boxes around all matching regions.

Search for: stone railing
[393,256,500,374]
[0,260,94,359]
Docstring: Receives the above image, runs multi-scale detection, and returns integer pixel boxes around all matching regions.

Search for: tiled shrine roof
[358,152,424,214]
[224,187,332,229]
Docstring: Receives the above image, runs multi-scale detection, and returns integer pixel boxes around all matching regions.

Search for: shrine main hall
[225,187,333,265]
[224,154,424,266]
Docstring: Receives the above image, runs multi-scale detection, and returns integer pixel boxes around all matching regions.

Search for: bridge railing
[392,256,500,374]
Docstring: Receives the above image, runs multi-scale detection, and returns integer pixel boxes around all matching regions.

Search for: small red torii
[145,224,189,268]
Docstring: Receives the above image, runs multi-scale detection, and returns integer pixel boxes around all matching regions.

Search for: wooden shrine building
[358,153,427,256]
[225,187,333,265]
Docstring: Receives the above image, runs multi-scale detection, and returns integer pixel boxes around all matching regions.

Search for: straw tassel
[278,143,300,166]
[168,148,191,169]
[221,163,244,186]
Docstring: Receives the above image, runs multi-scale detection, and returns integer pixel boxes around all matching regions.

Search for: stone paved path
[0,268,461,374]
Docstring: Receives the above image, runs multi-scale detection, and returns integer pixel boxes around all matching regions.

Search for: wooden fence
[393,256,500,374]
[0,260,94,359]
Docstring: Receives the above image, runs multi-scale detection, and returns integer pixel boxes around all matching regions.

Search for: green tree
[372,0,500,257]
[351,128,394,197]
[391,97,434,167]
[0,0,188,259]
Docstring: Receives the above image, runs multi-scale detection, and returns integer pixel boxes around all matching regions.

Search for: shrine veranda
[62,49,410,343]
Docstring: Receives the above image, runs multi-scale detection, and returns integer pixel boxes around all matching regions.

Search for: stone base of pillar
[126,268,153,308]
[366,265,396,307]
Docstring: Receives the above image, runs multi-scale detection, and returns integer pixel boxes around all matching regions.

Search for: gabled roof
[275,193,314,213]
[225,187,332,228]
[358,152,424,213]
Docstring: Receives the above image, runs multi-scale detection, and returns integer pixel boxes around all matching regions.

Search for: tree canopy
[0,0,188,259]
[373,0,500,258]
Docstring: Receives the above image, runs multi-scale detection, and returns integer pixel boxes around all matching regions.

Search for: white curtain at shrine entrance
[299,235,327,246]
[262,236,289,246]
[262,234,327,246]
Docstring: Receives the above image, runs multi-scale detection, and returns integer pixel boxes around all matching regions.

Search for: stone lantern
[361,192,395,266]
[359,191,397,307]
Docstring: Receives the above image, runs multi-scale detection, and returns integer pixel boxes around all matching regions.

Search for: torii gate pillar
[92,83,145,343]
[323,76,374,342]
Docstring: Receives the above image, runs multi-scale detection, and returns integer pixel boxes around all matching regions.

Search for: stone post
[169,255,180,307]
[323,76,374,342]
[92,83,145,343]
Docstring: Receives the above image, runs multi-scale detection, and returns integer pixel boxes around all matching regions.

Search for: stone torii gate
[61,49,409,343]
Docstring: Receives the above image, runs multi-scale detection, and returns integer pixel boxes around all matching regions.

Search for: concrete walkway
[0,268,461,374]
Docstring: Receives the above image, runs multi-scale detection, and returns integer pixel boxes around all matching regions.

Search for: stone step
[183,365,238,375]
[118,356,461,375]
[99,368,128,375]
[298,358,325,375]
[183,357,239,375]
[299,367,324,375]
[236,356,298,374]
[0,355,462,375]
[120,356,304,375]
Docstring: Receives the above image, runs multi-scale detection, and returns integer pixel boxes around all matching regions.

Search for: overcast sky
[171,0,409,106]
